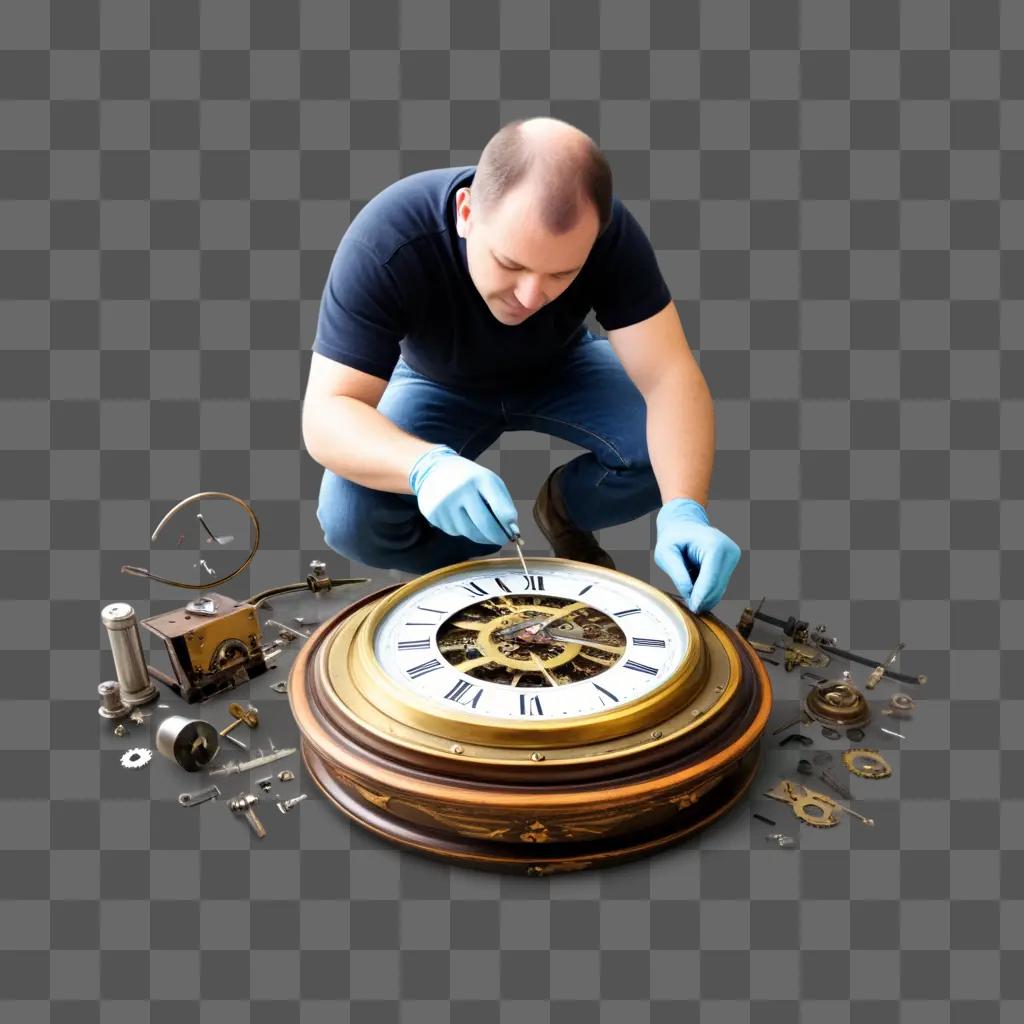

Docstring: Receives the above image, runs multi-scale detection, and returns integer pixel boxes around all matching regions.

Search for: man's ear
[454,187,471,238]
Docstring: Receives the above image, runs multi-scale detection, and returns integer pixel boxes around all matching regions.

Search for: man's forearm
[302,395,436,493]
[643,366,716,508]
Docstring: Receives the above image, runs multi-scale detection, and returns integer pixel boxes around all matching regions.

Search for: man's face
[454,184,599,325]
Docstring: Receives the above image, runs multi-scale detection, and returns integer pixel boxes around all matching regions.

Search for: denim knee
[316,477,416,568]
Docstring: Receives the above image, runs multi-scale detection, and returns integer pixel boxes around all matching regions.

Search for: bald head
[471,117,613,236]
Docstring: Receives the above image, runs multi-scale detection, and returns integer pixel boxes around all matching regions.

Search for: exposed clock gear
[435,594,627,687]
[842,748,892,779]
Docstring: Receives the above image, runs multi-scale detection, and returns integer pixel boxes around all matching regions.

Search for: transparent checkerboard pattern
[1,0,1020,1019]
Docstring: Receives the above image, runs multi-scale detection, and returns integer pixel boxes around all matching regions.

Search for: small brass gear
[842,748,891,779]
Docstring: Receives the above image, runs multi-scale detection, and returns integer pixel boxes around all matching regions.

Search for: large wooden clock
[289,556,771,875]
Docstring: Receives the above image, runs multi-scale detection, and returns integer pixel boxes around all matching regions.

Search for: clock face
[372,562,689,722]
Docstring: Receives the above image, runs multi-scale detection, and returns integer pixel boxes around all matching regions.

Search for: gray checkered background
[1,0,1020,1020]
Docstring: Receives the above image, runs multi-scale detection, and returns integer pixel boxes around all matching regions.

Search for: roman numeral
[615,607,641,617]
[494,577,512,592]
[519,693,544,716]
[404,621,434,627]
[461,581,488,597]
[407,658,442,679]
[577,584,594,596]
[443,679,483,708]
[416,606,445,616]
[591,682,620,705]
[397,638,431,650]
[623,659,658,676]
[521,574,544,591]
[632,637,666,648]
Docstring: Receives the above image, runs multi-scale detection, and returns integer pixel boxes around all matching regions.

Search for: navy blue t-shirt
[312,165,672,391]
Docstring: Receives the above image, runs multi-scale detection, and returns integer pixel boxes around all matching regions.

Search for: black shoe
[532,466,616,570]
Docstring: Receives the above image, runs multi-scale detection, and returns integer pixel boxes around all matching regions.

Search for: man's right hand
[409,445,519,547]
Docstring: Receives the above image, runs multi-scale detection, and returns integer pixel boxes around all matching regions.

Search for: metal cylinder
[97,680,130,719]
[156,715,220,772]
[101,602,159,706]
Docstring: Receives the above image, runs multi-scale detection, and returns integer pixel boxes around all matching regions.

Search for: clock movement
[289,556,771,874]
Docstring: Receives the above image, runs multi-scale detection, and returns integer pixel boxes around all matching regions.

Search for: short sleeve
[312,234,407,381]
[590,200,673,332]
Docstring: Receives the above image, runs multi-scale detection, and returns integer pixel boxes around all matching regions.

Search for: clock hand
[528,651,562,686]
[538,631,625,656]
[494,602,590,639]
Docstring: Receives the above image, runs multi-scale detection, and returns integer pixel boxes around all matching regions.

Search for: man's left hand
[654,498,741,614]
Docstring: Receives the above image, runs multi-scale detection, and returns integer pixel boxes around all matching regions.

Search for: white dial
[372,563,689,721]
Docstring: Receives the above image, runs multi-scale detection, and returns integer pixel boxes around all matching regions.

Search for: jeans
[316,331,662,574]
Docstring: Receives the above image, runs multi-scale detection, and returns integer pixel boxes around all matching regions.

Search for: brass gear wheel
[842,748,892,779]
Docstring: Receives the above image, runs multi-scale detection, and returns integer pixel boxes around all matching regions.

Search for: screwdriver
[480,497,529,576]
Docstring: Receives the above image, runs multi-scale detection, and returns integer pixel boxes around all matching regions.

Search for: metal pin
[881,727,906,740]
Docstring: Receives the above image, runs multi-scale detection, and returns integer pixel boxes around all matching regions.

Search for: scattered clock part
[865,643,905,690]
[113,723,128,738]
[268,680,288,693]
[784,641,831,673]
[278,769,295,782]
[846,727,865,743]
[882,693,916,718]
[764,779,841,828]
[229,793,267,838]
[178,784,221,807]
[120,747,153,770]
[803,671,871,728]
[765,833,796,848]
[797,759,814,776]
[842,748,892,779]
[129,707,149,725]
[101,603,159,707]
[97,680,130,720]
[880,727,905,740]
[737,601,925,687]
[277,794,307,813]
[821,727,841,741]
[121,491,260,591]
[155,716,220,771]
[219,703,259,742]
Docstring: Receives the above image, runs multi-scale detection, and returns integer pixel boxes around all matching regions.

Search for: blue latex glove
[654,498,741,614]
[409,444,520,547]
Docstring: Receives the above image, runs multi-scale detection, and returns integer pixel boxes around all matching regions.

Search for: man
[302,117,740,614]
